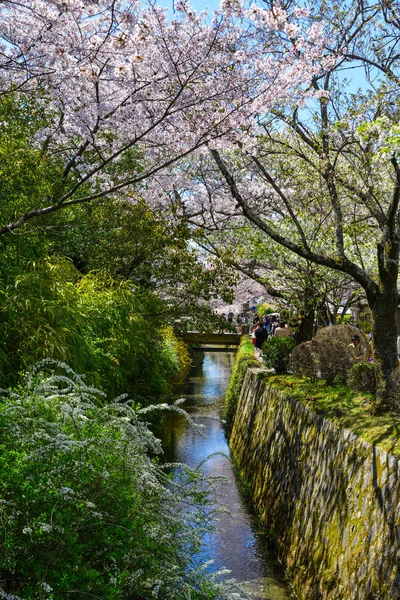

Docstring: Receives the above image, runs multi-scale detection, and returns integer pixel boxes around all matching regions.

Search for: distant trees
[196,223,362,342]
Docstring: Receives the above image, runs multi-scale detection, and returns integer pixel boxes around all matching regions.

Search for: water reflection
[159,352,295,600]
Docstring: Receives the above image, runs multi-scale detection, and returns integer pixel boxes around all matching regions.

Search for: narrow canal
[159,352,296,600]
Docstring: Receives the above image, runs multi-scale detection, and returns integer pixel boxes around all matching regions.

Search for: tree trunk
[295,309,315,344]
[369,290,399,412]
[317,304,330,328]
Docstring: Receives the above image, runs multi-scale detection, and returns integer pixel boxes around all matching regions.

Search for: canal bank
[230,365,400,600]
[159,352,296,599]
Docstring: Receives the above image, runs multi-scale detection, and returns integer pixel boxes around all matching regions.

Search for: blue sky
[160,0,372,94]
[164,0,220,13]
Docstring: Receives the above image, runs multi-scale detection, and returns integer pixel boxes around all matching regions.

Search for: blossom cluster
[0,0,332,221]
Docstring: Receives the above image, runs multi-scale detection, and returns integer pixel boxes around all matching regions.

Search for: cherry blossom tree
[181,0,400,409]
[203,227,364,341]
[0,0,329,235]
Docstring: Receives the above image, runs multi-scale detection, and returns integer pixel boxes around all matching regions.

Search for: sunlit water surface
[159,352,296,600]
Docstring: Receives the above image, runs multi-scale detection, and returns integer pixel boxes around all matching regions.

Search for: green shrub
[0,361,244,600]
[348,361,376,394]
[311,325,369,385]
[262,337,295,374]
[161,327,193,387]
[357,318,372,335]
[289,338,350,385]
[315,324,369,355]
[317,340,349,385]
[289,340,318,381]
[341,314,352,324]
[289,325,369,384]
[223,337,259,436]
[0,257,188,403]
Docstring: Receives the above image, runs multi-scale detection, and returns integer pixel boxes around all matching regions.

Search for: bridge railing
[182,332,243,346]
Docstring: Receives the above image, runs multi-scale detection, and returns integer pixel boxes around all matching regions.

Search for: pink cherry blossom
[0,0,332,234]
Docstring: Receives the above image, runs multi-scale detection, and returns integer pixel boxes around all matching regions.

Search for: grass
[223,336,259,436]
[265,374,400,457]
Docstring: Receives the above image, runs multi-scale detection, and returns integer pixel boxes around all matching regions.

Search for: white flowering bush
[0,361,244,600]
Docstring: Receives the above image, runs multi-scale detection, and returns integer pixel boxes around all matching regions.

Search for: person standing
[270,318,279,336]
[348,334,367,362]
[254,322,267,356]
[274,321,292,338]
[241,314,249,336]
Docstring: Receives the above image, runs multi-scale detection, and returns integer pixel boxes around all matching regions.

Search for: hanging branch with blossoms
[0,0,332,234]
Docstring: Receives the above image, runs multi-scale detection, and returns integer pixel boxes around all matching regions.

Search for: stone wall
[230,367,400,600]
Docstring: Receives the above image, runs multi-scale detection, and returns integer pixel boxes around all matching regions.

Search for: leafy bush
[161,327,193,387]
[0,361,244,600]
[315,324,369,357]
[357,317,372,335]
[0,257,188,403]
[317,340,350,385]
[313,325,369,385]
[223,338,259,436]
[290,328,357,385]
[289,341,319,381]
[262,337,295,374]
[348,361,376,394]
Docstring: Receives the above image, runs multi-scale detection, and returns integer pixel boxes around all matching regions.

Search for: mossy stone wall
[230,367,400,600]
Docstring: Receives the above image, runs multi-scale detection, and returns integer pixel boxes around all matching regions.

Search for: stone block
[229,369,400,600]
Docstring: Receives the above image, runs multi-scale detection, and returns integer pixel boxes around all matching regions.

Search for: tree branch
[210,147,379,297]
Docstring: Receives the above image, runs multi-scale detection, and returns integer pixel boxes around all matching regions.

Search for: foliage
[180,0,400,408]
[0,98,233,399]
[357,315,372,336]
[256,301,277,316]
[316,324,368,349]
[348,362,376,395]
[289,341,319,381]
[0,1,326,236]
[266,374,400,457]
[290,325,369,385]
[0,95,63,232]
[223,338,260,436]
[317,340,350,385]
[315,325,368,348]
[262,337,295,374]
[0,256,188,403]
[162,328,193,387]
[315,326,369,372]
[46,200,237,320]
[0,362,245,600]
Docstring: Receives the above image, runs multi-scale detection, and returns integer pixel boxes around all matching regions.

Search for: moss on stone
[222,336,260,436]
[266,374,400,457]
[229,368,400,599]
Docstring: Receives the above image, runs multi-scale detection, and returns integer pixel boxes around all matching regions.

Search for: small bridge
[182,332,242,352]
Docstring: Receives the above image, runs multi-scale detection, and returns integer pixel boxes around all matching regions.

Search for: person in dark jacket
[254,322,268,356]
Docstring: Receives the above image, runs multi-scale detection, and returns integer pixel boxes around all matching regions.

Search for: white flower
[59,486,74,496]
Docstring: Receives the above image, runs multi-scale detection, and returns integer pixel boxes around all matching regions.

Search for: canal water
[159,352,296,599]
